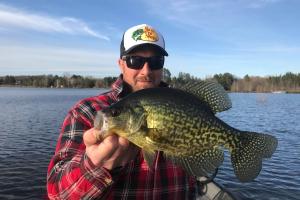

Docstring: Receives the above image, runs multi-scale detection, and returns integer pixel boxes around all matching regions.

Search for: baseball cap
[120,24,168,57]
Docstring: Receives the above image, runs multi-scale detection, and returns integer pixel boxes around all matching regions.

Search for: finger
[101,134,119,149]
[85,134,119,167]
[97,135,120,158]
[83,128,100,146]
[118,136,130,147]
[95,130,104,142]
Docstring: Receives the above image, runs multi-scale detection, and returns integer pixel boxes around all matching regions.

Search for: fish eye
[111,108,121,117]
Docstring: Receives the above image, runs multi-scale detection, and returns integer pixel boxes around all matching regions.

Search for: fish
[94,81,278,182]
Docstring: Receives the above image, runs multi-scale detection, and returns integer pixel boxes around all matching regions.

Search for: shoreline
[1,85,299,93]
[0,85,109,89]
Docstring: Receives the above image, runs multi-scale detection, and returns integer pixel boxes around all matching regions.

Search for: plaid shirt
[47,76,199,200]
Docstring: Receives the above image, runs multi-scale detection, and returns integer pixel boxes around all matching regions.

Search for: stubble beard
[134,75,156,91]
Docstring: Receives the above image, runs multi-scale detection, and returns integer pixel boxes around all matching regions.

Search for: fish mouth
[94,111,109,131]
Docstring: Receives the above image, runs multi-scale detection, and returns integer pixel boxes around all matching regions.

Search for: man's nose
[140,62,152,75]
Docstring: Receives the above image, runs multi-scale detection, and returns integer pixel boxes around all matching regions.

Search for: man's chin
[134,82,156,91]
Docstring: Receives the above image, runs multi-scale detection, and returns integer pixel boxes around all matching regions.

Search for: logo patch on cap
[131,26,158,42]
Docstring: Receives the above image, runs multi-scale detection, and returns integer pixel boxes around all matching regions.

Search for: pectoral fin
[142,149,156,169]
[129,112,146,133]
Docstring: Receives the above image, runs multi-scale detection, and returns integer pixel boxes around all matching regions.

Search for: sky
[0,0,299,78]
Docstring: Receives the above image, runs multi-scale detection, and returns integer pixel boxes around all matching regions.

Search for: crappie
[94,81,277,182]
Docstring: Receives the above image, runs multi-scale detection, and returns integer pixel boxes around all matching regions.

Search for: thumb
[83,128,101,146]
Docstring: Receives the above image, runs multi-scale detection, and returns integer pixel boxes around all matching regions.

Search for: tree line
[164,70,300,93]
[1,70,299,93]
[0,74,117,88]
[210,72,300,93]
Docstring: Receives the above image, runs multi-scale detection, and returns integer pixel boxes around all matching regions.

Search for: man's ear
[118,58,125,73]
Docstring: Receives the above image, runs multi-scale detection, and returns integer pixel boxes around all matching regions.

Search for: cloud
[0,3,109,40]
[142,0,224,27]
[143,0,284,27]
[0,44,119,76]
[245,0,283,8]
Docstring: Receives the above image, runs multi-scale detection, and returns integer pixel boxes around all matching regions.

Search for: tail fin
[231,132,278,182]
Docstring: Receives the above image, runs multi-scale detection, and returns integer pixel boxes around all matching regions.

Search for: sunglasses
[122,56,164,70]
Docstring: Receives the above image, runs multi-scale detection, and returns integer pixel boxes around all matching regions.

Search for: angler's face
[119,49,163,92]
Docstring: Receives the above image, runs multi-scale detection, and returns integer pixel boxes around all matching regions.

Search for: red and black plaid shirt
[47,76,200,199]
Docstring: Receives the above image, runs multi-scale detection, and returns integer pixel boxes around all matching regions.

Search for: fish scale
[145,104,206,150]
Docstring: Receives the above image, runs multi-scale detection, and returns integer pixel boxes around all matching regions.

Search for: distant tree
[95,79,104,88]
[213,73,235,91]
[83,77,96,88]
[3,75,16,85]
[163,68,171,83]
[177,72,191,86]
[244,74,250,82]
[1,72,299,92]
[103,77,117,88]
[69,75,83,88]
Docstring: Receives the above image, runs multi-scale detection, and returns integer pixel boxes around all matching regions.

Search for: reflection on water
[0,88,299,199]
[255,93,268,104]
[0,87,106,200]
[216,93,300,200]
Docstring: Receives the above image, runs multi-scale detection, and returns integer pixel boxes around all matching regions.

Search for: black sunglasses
[122,56,164,70]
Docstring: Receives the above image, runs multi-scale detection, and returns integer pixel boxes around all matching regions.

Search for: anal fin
[165,148,224,178]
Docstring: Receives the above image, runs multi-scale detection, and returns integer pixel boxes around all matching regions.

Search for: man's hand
[83,128,140,170]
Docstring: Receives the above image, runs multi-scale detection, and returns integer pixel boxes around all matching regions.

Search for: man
[47,24,200,199]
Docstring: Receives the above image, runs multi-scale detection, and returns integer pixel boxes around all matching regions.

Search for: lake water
[0,88,299,200]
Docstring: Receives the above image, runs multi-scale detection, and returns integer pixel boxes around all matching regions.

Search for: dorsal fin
[174,80,232,113]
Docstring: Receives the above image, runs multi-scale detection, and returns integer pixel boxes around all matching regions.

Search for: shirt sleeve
[47,98,113,199]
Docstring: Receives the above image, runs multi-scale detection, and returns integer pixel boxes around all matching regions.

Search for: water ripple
[1,89,300,199]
